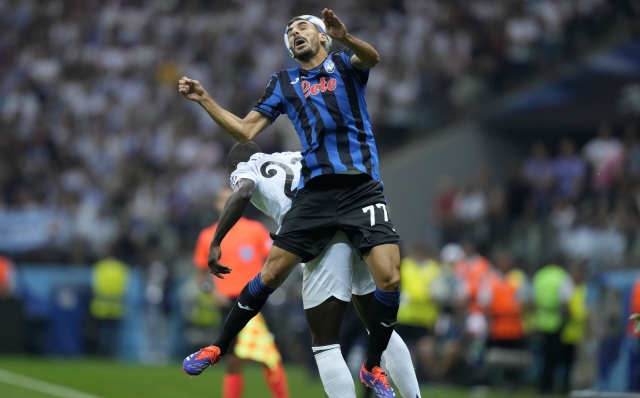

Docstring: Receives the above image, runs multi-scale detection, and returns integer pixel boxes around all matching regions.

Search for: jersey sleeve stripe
[339,48,370,86]
[252,106,276,121]
[253,75,282,123]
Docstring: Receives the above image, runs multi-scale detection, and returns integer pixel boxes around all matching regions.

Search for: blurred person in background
[505,163,535,221]
[454,182,490,246]
[532,259,574,394]
[428,243,467,382]
[0,254,17,298]
[89,254,129,357]
[552,138,586,203]
[453,241,492,374]
[559,261,589,394]
[503,2,542,83]
[193,187,288,398]
[396,243,441,380]
[582,123,624,195]
[454,241,491,318]
[559,199,627,272]
[433,175,460,243]
[523,141,555,215]
[479,248,528,349]
[623,123,640,181]
[629,275,640,391]
[142,256,172,364]
[549,196,578,232]
[478,248,530,389]
[0,253,24,354]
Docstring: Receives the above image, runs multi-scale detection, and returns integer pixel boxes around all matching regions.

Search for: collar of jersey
[298,54,330,74]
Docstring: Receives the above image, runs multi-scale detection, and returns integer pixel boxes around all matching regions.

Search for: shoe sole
[182,367,201,377]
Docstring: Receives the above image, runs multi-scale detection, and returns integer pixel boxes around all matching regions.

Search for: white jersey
[230,151,301,226]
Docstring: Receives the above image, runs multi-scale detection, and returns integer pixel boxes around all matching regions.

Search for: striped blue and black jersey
[252,48,380,190]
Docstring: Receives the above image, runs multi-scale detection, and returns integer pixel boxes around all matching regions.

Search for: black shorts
[271,173,401,263]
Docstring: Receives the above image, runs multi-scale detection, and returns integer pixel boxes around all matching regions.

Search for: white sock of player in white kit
[313,344,357,398]
[383,331,422,398]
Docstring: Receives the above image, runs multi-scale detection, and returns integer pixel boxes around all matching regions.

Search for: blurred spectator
[396,243,441,380]
[552,138,586,202]
[523,141,555,215]
[430,244,467,382]
[0,254,17,298]
[141,258,172,364]
[629,275,640,392]
[89,255,129,357]
[532,261,574,394]
[479,249,528,350]
[505,163,534,220]
[479,248,531,388]
[455,183,489,224]
[582,123,624,193]
[559,262,589,394]
[433,175,459,243]
[504,3,542,80]
[454,242,491,318]
[454,181,490,245]
[0,253,24,354]
[559,199,627,271]
[549,197,578,231]
[623,123,640,180]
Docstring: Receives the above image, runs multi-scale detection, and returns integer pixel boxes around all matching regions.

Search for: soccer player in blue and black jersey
[180,9,402,397]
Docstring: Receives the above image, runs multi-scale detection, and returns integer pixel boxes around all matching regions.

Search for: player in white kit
[208,142,421,398]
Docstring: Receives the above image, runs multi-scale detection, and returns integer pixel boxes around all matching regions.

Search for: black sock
[365,288,400,371]
[212,273,274,355]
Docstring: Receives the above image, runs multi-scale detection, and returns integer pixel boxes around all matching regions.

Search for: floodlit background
[1,0,640,397]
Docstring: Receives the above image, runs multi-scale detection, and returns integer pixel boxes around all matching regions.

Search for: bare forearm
[338,34,380,68]
[210,196,249,247]
[197,95,252,142]
[210,181,255,246]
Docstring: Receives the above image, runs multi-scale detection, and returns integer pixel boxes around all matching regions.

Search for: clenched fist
[178,76,207,102]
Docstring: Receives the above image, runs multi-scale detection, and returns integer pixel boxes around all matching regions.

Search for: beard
[292,38,321,62]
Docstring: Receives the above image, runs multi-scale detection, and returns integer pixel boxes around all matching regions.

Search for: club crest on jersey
[302,77,337,98]
[324,60,335,73]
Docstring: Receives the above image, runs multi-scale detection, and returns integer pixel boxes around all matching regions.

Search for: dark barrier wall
[380,122,523,243]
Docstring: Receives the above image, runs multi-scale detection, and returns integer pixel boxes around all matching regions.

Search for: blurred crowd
[393,238,610,394]
[1,0,639,267]
[432,122,640,274]
[417,122,640,392]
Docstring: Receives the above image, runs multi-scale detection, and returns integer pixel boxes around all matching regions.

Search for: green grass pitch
[0,356,552,397]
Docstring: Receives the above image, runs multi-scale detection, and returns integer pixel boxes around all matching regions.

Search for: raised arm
[207,179,257,277]
[179,77,270,143]
[321,8,380,69]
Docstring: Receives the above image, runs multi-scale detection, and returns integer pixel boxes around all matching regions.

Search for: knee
[376,270,400,291]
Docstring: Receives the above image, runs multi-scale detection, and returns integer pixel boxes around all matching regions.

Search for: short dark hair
[227,141,261,170]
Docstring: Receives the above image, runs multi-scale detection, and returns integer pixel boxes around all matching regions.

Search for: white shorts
[301,231,376,309]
